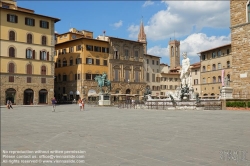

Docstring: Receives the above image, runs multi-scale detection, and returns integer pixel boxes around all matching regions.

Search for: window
[218,63,221,69]
[27,34,32,44]
[156,61,159,65]
[146,73,149,81]
[76,45,82,51]
[147,59,149,64]
[195,70,197,75]
[227,61,230,68]
[94,46,101,52]
[227,49,230,55]
[114,70,119,81]
[86,58,93,64]
[27,64,32,83]
[41,66,46,75]
[102,47,109,53]
[86,74,91,80]
[76,58,81,64]
[69,47,74,53]
[103,60,107,66]
[26,49,33,59]
[2,4,9,8]
[40,20,49,29]
[212,52,216,58]
[125,70,129,82]
[7,14,18,23]
[25,17,35,26]
[134,51,139,60]
[8,63,15,82]
[218,76,221,82]
[58,60,61,67]
[70,58,73,66]
[41,36,47,45]
[96,59,100,65]
[194,79,198,85]
[62,48,66,54]
[40,51,47,60]
[201,54,206,60]
[213,76,216,83]
[248,3,250,22]
[63,59,67,67]
[9,47,15,57]
[74,74,77,80]
[212,64,216,70]
[202,66,206,72]
[124,49,129,60]
[9,31,15,41]
[86,45,93,51]
[152,74,155,82]
[203,78,206,84]
[63,74,67,81]
[217,51,221,57]
[135,71,139,82]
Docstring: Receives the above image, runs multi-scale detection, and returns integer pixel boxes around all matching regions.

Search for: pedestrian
[9,100,13,109]
[6,100,11,109]
[82,98,85,111]
[78,97,82,111]
[51,97,57,112]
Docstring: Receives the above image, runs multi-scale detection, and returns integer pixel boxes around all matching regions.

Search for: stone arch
[5,88,16,104]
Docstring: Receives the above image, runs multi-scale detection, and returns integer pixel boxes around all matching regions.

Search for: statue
[180,52,191,88]
[180,84,189,100]
[144,86,152,101]
[94,72,111,94]
[224,76,230,87]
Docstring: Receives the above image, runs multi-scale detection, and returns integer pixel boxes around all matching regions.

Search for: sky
[17,0,231,65]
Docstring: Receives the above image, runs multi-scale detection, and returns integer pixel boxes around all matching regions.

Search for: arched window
[213,76,216,83]
[9,31,15,41]
[27,34,32,44]
[63,58,67,67]
[218,76,221,82]
[212,64,216,70]
[27,64,32,74]
[227,61,230,68]
[202,66,206,72]
[41,36,47,45]
[26,49,33,59]
[9,47,15,57]
[8,63,15,82]
[40,51,47,60]
[41,66,46,75]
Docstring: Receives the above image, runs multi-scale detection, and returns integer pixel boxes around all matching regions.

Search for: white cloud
[128,1,230,41]
[111,20,123,28]
[127,24,139,38]
[147,33,231,63]
[143,0,154,7]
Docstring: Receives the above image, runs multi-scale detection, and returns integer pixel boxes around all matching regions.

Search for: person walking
[9,100,13,109]
[82,98,85,111]
[51,97,57,112]
[78,97,82,111]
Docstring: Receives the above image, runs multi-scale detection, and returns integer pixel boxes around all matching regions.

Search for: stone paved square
[1,104,250,166]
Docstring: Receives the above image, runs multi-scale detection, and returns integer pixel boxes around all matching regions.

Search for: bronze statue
[94,72,111,93]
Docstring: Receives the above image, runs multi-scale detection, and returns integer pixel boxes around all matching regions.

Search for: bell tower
[138,18,147,54]
[169,39,180,69]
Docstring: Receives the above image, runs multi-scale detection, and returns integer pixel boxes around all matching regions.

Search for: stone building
[0,0,60,105]
[230,0,250,97]
[144,54,161,96]
[54,28,109,101]
[169,40,180,69]
[198,44,232,98]
[190,62,201,96]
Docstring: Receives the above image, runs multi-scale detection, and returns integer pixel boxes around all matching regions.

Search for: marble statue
[180,52,191,88]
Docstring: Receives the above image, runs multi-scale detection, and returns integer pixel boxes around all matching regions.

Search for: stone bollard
[221,99,226,110]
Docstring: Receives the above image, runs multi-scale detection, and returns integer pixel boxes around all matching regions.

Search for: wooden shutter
[15,15,18,23]
[25,17,27,25]
[40,20,42,27]
[33,19,35,26]
[92,58,94,64]
[47,22,49,29]
[47,52,49,60]
[7,14,10,22]
[32,50,35,59]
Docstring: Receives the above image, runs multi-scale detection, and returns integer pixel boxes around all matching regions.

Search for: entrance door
[5,88,16,104]
[24,89,34,105]
[39,89,48,104]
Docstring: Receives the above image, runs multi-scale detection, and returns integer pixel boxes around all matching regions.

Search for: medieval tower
[230,0,250,95]
[169,40,180,69]
[138,19,147,54]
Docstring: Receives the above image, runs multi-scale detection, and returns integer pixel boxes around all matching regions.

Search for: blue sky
[18,1,231,65]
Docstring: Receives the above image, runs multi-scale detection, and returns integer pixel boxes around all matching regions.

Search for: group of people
[6,100,13,109]
[50,97,85,112]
